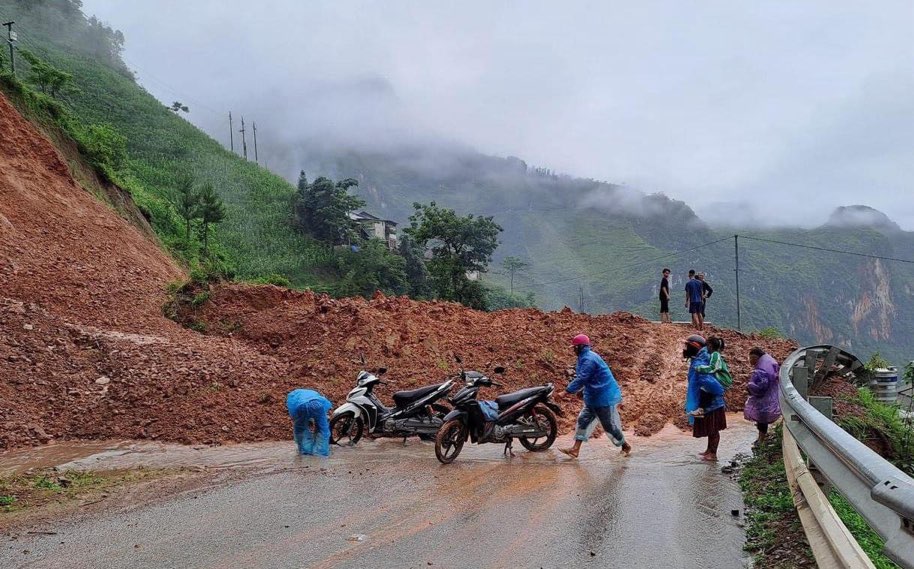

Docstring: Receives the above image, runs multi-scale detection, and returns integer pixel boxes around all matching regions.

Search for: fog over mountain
[81,0,914,229]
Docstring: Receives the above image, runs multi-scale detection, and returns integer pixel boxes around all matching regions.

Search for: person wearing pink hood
[744,347,781,445]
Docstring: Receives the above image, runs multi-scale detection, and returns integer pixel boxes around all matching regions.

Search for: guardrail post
[793,366,810,400]
[808,396,835,492]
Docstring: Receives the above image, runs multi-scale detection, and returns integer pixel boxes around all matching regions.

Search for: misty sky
[81,1,914,229]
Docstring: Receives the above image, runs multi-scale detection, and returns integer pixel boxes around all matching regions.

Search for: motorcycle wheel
[519,405,558,451]
[329,412,364,446]
[435,419,466,464]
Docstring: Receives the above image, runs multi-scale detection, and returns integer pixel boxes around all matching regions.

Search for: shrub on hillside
[333,240,408,298]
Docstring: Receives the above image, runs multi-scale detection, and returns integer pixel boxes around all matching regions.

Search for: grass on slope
[0,0,332,288]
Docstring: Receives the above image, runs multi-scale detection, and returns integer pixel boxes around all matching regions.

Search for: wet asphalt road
[2,419,754,569]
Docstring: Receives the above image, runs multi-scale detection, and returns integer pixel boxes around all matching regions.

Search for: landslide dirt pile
[0,91,283,449]
[0,90,795,451]
[186,284,797,436]
[0,93,183,331]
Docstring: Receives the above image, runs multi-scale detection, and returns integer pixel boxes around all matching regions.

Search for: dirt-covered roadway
[1,420,754,569]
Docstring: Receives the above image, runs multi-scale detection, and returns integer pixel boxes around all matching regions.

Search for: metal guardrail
[783,428,875,568]
[779,345,914,568]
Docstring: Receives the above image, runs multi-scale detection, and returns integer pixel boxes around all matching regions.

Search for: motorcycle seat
[392,383,446,408]
[495,386,547,409]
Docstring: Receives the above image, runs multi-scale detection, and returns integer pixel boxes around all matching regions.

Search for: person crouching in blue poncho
[286,389,333,456]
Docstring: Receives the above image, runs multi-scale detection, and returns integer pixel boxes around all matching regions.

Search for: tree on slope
[293,171,365,246]
[172,175,200,244]
[502,256,529,294]
[335,240,408,298]
[18,49,74,98]
[398,234,432,299]
[197,183,225,255]
[404,202,502,310]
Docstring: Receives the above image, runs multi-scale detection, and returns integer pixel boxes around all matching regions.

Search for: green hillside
[308,147,914,363]
[0,0,331,287]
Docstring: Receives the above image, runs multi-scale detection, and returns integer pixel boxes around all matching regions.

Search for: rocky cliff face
[851,258,896,341]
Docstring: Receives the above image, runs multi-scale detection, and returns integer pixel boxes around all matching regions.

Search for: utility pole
[252,121,259,164]
[578,285,584,313]
[239,116,248,160]
[228,112,234,153]
[734,234,741,331]
[3,21,15,76]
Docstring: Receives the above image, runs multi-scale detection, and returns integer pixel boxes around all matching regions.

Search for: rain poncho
[566,346,622,408]
[744,353,781,424]
[695,351,734,389]
[286,389,333,456]
[685,348,725,425]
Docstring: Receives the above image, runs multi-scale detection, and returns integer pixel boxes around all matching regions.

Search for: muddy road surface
[2,420,754,568]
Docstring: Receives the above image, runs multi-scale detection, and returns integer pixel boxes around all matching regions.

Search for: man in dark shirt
[698,273,713,319]
[659,268,671,323]
[685,269,704,331]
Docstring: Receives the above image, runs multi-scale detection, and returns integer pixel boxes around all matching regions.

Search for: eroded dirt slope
[0,92,286,449]
[0,93,183,330]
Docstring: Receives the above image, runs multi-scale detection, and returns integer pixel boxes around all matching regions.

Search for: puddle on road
[0,414,756,476]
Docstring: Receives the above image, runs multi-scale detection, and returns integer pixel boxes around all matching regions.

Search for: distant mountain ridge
[299,143,914,364]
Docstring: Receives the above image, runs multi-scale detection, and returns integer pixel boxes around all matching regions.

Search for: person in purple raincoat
[744,347,781,444]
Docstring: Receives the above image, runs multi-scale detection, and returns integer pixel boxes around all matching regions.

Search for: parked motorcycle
[329,367,455,445]
[434,366,562,464]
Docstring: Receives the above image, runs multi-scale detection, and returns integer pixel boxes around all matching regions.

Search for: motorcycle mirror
[493,366,505,374]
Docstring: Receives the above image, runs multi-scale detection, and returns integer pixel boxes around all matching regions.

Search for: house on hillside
[348,210,398,250]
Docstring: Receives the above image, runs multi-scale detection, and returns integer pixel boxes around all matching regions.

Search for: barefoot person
[690,336,733,418]
[683,335,726,461]
[559,334,632,458]
[744,347,781,445]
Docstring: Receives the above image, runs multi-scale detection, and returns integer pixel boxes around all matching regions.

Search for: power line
[739,235,914,265]
[513,236,732,291]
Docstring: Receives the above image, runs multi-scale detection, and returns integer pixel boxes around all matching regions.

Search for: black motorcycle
[434,367,562,464]
[329,368,455,445]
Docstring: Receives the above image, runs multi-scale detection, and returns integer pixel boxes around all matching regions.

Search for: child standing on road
[689,336,732,418]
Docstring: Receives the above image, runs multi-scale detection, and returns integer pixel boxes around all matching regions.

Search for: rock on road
[1,420,754,569]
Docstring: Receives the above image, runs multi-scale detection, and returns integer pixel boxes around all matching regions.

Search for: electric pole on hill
[228,112,234,153]
[734,234,742,331]
[578,285,584,313]
[239,116,248,160]
[252,122,259,164]
[3,21,15,76]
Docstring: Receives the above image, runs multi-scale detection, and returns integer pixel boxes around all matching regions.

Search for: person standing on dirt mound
[286,388,333,457]
[683,335,727,461]
[685,270,705,331]
[559,334,632,459]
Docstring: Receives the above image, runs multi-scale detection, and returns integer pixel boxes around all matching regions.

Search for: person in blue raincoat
[558,334,632,459]
[286,389,333,456]
[683,335,727,461]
